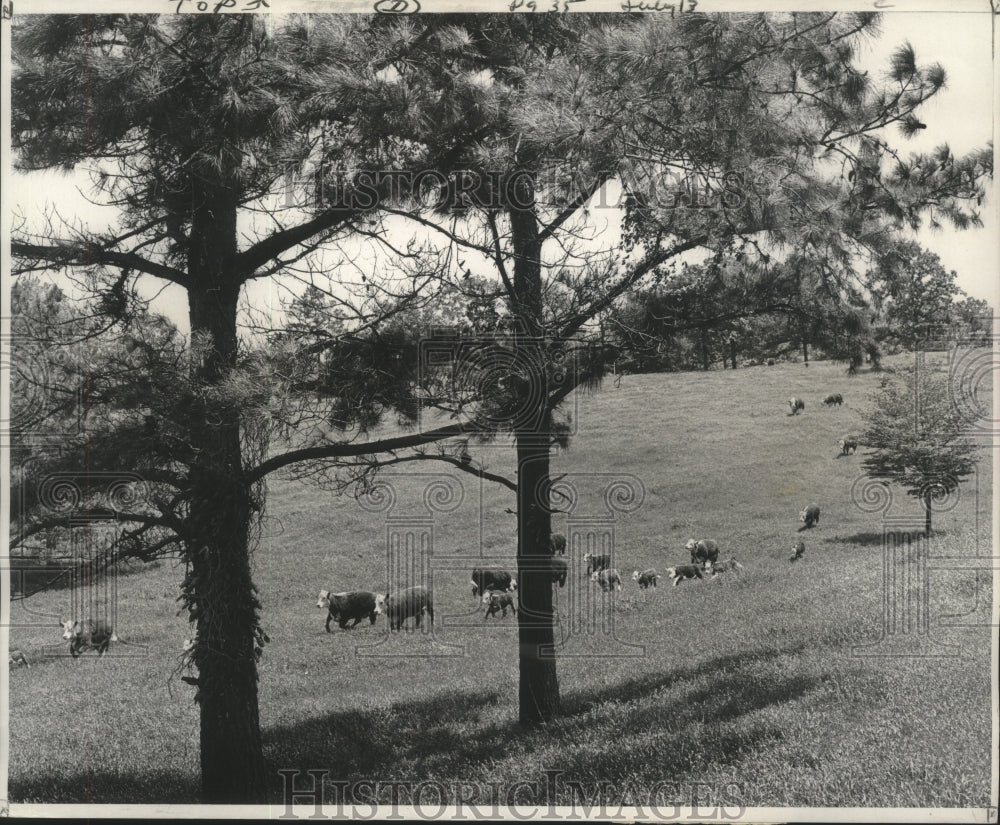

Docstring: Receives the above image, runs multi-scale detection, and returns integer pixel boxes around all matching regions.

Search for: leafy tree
[860,367,981,535]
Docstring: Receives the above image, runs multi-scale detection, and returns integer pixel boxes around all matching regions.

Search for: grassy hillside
[7,353,993,807]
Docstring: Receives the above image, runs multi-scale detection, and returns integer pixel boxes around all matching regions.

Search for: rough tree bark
[509,186,560,725]
[185,182,268,803]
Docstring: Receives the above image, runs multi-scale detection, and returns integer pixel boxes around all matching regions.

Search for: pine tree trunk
[515,434,559,724]
[701,331,709,371]
[509,185,560,726]
[924,489,933,537]
[184,183,268,803]
[802,338,809,365]
[730,338,737,369]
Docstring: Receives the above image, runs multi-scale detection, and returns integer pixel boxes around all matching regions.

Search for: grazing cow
[550,533,567,555]
[9,649,30,668]
[685,538,720,567]
[788,397,805,415]
[823,393,844,406]
[316,589,380,631]
[799,503,821,528]
[482,590,517,619]
[666,565,704,586]
[583,552,612,575]
[839,435,858,456]
[550,556,568,588]
[790,540,806,562]
[708,557,744,575]
[61,618,117,657]
[632,569,660,589]
[471,568,516,598]
[591,568,623,592]
[380,586,434,631]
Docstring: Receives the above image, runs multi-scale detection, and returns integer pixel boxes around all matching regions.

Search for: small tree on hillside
[860,367,981,535]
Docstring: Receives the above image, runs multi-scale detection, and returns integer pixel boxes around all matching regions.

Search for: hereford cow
[8,649,29,668]
[632,569,660,589]
[482,590,517,619]
[788,397,805,415]
[666,565,704,586]
[790,540,806,562]
[471,568,515,598]
[380,586,434,631]
[839,436,858,456]
[583,552,612,575]
[61,618,117,657]
[316,589,380,631]
[685,538,720,567]
[591,568,623,592]
[823,393,844,406]
[799,503,821,528]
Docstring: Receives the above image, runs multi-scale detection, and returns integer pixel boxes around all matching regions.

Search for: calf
[632,569,660,589]
[788,397,805,415]
[316,589,380,631]
[380,586,434,631]
[482,590,517,619]
[550,533,567,555]
[583,552,612,575]
[61,618,117,657]
[790,540,806,562]
[550,556,568,588]
[471,567,515,598]
[685,538,720,567]
[823,393,844,406]
[666,565,704,586]
[591,568,623,592]
[839,435,858,456]
[9,649,30,668]
[799,503,821,528]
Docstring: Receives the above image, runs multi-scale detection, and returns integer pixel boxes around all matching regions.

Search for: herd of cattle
[311,533,760,633]
[14,388,849,662]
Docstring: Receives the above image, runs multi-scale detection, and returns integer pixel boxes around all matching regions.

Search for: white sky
[6,10,997,338]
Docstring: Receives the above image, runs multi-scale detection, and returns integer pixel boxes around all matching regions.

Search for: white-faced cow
[839,436,858,456]
[823,393,844,406]
[790,540,806,562]
[788,397,805,415]
[379,586,434,631]
[591,568,623,592]
[482,590,517,619]
[61,618,117,657]
[799,503,821,528]
[685,538,720,567]
[632,569,660,589]
[666,565,704,586]
[9,649,30,668]
[471,568,515,598]
[316,590,380,631]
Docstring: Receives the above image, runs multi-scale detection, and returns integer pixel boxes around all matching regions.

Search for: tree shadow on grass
[823,532,886,547]
[261,641,822,801]
[10,643,826,805]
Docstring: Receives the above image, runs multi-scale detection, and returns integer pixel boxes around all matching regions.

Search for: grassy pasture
[6,353,994,807]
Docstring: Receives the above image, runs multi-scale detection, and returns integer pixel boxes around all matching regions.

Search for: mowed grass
[7,353,994,806]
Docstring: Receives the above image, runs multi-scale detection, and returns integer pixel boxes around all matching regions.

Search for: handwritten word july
[620,0,697,13]
[509,0,586,13]
[173,0,269,12]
